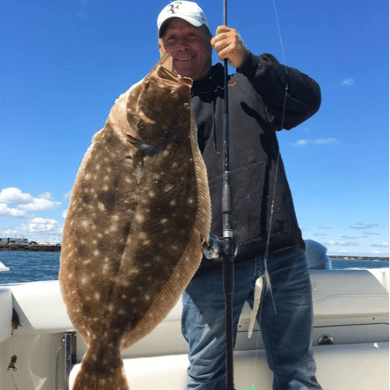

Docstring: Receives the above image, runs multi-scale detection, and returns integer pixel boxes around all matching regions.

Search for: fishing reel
[203,234,238,260]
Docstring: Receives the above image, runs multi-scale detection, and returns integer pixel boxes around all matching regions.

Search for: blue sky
[0,0,388,256]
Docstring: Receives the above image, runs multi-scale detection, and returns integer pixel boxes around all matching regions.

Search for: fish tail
[72,361,130,390]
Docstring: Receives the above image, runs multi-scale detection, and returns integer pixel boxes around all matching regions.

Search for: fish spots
[107,224,118,233]
[81,220,89,229]
[102,263,110,274]
[94,292,101,300]
[138,232,148,240]
[133,165,144,184]
[160,218,168,224]
[135,213,145,223]
[164,184,174,192]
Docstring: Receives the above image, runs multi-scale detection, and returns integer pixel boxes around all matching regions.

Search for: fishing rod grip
[222,172,232,238]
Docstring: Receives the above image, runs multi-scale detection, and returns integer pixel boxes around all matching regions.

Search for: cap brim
[158,16,204,38]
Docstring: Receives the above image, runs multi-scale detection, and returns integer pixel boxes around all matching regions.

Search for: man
[305,240,332,270]
[157,2,322,389]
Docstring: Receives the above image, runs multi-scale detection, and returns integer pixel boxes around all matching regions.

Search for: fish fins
[248,276,263,339]
[72,361,130,390]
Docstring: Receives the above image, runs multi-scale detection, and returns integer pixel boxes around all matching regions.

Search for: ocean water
[0,251,388,285]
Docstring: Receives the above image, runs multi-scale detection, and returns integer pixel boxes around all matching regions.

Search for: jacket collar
[192,63,225,95]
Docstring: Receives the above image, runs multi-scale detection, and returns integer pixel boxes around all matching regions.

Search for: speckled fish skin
[59,54,211,390]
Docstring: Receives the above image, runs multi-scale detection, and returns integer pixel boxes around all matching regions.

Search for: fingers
[211,25,249,68]
[158,41,167,57]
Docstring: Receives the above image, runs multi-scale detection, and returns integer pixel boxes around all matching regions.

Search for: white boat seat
[0,287,13,343]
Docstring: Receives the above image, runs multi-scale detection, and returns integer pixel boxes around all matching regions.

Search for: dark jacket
[191,52,321,278]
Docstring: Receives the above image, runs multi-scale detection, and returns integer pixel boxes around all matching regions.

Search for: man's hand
[211,25,249,68]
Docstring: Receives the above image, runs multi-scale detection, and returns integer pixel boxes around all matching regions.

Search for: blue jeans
[181,248,322,390]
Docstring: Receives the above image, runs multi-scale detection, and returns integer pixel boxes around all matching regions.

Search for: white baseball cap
[157,1,209,38]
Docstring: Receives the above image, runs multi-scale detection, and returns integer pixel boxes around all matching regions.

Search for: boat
[0,261,10,272]
[0,266,388,389]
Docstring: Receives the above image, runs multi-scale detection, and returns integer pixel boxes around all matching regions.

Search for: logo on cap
[168,1,182,14]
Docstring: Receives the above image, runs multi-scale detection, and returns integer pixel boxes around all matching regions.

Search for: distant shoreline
[329,255,389,261]
[0,245,61,252]
[0,247,387,261]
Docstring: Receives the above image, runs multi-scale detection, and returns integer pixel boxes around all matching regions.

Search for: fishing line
[262,0,289,295]
[250,0,290,388]
[272,0,288,68]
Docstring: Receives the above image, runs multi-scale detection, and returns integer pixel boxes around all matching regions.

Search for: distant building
[0,238,29,244]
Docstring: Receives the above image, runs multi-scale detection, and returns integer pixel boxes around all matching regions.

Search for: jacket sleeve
[237,52,321,130]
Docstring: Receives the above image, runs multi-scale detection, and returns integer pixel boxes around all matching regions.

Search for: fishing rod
[221,0,236,389]
[202,1,237,388]
[203,1,289,388]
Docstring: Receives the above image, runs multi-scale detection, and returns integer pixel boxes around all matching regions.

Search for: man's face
[159,18,212,81]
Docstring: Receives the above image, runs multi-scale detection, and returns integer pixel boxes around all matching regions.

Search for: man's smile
[175,55,196,61]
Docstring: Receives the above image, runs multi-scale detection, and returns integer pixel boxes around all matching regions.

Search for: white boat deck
[0,268,388,389]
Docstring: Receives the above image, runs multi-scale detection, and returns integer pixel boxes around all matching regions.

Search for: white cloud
[342,78,355,86]
[0,187,33,205]
[341,235,359,240]
[350,223,380,230]
[370,242,389,248]
[1,218,63,243]
[28,218,61,232]
[0,187,61,216]
[313,138,340,145]
[38,192,53,200]
[291,138,340,147]
[361,232,381,237]
[294,139,311,146]
[77,0,101,7]
[327,240,359,247]
[318,225,332,230]
[0,203,27,217]
[19,197,61,212]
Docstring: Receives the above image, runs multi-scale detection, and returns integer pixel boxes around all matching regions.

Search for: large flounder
[59,54,211,390]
